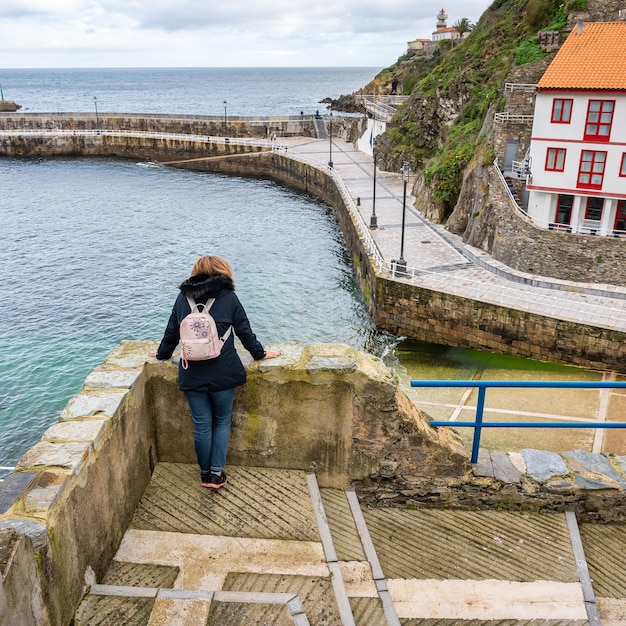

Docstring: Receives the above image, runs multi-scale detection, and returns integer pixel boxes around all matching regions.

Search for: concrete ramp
[73,464,619,624]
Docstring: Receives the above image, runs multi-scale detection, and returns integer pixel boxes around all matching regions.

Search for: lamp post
[395,161,410,276]
[93,96,99,131]
[370,137,378,229]
[328,111,333,169]
[223,100,228,135]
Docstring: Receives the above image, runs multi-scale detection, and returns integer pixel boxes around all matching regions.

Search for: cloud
[0,0,492,67]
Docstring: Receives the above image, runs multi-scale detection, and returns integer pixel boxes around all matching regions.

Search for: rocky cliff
[362,0,626,284]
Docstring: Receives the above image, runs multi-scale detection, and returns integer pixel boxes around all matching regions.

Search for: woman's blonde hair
[190,255,234,282]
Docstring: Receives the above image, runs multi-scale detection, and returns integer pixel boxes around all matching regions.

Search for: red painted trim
[531,137,626,147]
[525,185,626,200]
[620,153,626,178]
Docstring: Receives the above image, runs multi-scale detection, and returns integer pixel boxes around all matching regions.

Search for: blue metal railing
[410,380,626,463]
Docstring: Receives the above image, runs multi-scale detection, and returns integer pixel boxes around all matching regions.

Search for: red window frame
[620,153,626,178]
[551,98,573,123]
[614,200,626,233]
[545,147,566,172]
[577,150,607,190]
[584,100,614,142]
[584,197,604,221]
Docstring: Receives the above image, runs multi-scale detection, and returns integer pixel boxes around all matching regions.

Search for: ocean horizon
[0,66,381,117]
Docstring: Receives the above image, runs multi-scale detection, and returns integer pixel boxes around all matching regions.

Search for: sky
[1,0,493,68]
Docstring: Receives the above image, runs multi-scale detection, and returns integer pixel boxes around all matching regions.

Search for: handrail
[494,112,534,122]
[504,83,537,92]
[0,466,15,482]
[411,380,626,463]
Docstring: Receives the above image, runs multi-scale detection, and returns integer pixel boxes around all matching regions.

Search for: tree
[454,18,474,36]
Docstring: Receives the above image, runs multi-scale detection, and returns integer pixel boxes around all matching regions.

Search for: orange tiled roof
[538,22,626,90]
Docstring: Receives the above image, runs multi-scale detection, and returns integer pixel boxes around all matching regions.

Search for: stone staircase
[71,463,626,625]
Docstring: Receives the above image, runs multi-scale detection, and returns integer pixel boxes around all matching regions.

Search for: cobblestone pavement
[283,137,626,333]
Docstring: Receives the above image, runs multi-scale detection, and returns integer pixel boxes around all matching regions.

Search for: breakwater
[0,113,624,371]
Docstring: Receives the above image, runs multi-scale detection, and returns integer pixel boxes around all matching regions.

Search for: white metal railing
[510,160,530,179]
[504,83,537,92]
[361,95,410,106]
[494,112,534,123]
[0,128,288,151]
[0,466,15,482]
[362,100,396,122]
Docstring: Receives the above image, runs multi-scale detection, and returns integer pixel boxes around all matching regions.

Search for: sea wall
[0,115,625,370]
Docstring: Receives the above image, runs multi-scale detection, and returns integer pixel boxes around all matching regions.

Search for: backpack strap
[185,296,232,342]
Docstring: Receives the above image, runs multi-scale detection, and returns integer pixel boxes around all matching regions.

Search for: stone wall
[0,112,318,139]
[463,166,626,286]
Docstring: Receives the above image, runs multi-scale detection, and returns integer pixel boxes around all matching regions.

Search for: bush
[515,38,547,65]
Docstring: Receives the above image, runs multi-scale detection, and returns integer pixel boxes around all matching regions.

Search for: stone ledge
[15,441,92,476]
[60,390,127,421]
[358,447,626,522]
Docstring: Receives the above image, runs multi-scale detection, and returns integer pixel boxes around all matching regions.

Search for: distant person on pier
[152,255,279,489]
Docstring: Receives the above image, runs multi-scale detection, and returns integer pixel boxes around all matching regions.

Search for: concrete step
[73,464,626,625]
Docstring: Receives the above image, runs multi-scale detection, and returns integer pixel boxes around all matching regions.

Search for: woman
[153,255,279,488]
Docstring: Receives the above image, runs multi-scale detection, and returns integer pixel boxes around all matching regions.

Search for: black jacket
[156,274,266,392]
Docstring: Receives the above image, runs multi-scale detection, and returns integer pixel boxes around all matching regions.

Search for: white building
[526,22,626,236]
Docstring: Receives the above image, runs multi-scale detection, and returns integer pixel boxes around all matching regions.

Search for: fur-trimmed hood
[178,274,235,301]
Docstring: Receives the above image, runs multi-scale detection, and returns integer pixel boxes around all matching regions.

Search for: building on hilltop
[525,21,626,236]
[407,8,469,56]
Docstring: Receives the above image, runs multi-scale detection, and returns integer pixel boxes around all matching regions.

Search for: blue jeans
[184,388,235,474]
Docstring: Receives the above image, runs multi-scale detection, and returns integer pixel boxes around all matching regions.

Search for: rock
[520,449,568,483]
[0,100,21,112]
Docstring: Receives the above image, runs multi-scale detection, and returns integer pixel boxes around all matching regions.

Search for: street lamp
[328,111,333,169]
[370,137,378,229]
[223,100,228,135]
[394,161,410,277]
[93,96,99,131]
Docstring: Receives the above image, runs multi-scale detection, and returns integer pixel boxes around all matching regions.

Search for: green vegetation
[375,0,586,217]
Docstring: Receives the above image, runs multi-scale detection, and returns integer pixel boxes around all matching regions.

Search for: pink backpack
[179,297,232,370]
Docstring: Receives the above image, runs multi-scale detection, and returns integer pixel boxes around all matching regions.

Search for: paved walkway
[282,136,626,333]
[73,463,626,625]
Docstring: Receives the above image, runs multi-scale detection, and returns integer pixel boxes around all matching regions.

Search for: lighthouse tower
[436,8,447,29]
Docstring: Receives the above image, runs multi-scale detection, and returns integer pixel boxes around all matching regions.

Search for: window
[577,150,607,189]
[620,153,626,178]
[613,200,626,235]
[556,194,573,225]
[551,98,572,123]
[584,197,604,221]
[584,100,614,142]
[614,200,626,234]
[545,148,566,171]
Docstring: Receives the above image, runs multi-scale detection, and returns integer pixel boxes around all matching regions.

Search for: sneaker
[207,471,227,489]
[200,471,212,488]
